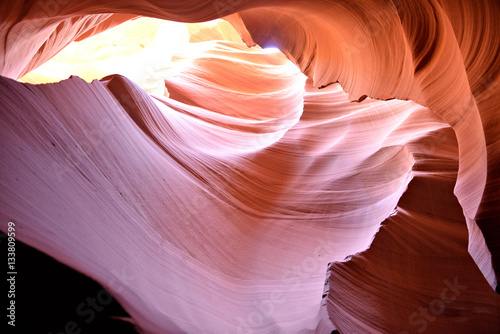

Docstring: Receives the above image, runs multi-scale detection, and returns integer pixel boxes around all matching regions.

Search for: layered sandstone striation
[0,0,499,333]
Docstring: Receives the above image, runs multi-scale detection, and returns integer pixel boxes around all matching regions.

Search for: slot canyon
[0,0,499,333]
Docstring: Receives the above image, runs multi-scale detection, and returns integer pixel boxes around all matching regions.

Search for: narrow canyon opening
[1,2,499,334]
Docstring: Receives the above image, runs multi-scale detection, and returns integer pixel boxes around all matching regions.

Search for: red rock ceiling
[0,0,499,333]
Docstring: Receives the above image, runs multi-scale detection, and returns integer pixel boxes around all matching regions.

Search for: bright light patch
[18,17,290,96]
[262,47,281,53]
[19,17,244,95]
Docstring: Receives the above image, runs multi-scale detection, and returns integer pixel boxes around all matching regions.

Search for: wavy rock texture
[0,0,499,333]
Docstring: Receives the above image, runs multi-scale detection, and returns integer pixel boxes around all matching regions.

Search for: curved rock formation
[1,0,499,333]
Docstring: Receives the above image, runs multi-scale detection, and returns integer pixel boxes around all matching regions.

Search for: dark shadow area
[1,231,138,334]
